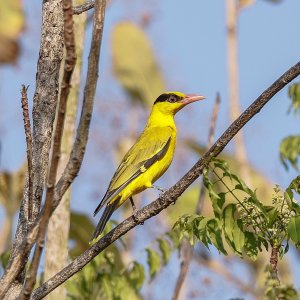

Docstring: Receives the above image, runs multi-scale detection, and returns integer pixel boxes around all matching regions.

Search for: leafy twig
[32,61,300,299]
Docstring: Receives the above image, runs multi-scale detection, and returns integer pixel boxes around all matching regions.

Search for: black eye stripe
[154,93,181,104]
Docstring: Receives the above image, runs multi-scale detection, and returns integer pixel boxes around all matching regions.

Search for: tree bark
[0,0,64,298]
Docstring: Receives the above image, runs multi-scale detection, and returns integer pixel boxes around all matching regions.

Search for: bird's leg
[130,197,139,223]
[151,185,166,194]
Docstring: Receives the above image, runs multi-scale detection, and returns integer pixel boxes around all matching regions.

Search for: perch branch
[32,61,300,299]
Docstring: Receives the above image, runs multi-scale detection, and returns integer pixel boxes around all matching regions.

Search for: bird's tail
[91,200,119,241]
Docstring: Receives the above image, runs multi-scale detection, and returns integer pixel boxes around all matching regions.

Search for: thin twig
[21,85,33,221]
[172,93,221,300]
[0,1,106,298]
[31,61,300,299]
[73,0,95,14]
[197,92,221,214]
[20,1,77,299]
[54,0,106,207]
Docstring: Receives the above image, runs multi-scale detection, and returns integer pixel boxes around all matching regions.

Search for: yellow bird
[92,92,205,240]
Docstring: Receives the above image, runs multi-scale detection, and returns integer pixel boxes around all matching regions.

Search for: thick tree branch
[20,0,77,298]
[0,1,64,298]
[20,85,33,221]
[32,61,300,299]
[73,0,95,14]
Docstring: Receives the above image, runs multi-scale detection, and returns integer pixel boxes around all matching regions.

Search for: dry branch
[20,85,33,221]
[32,61,300,299]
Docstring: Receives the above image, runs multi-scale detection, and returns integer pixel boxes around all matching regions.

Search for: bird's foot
[151,185,166,194]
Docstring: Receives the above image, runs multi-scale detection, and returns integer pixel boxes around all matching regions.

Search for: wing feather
[94,127,173,215]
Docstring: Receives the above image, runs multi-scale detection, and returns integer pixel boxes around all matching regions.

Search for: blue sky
[0,0,300,299]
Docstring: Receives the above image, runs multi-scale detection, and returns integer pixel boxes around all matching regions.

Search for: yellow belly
[118,136,176,205]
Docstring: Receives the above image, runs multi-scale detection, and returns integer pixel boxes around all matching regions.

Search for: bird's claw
[151,185,167,194]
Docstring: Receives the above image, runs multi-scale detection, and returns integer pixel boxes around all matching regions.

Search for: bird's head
[153,91,205,115]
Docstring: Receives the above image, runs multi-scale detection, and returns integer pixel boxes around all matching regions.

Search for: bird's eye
[168,96,177,103]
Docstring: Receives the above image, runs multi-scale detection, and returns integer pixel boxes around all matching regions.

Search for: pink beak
[180,94,206,105]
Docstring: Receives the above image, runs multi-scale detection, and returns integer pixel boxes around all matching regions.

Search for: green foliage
[279,83,300,170]
[145,248,160,279]
[280,136,300,170]
[67,251,141,300]
[173,159,300,260]
[112,22,164,106]
[288,82,300,114]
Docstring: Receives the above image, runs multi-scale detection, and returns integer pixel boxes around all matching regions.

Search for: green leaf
[287,215,300,247]
[223,204,236,242]
[207,219,227,255]
[244,231,258,260]
[232,219,245,255]
[166,230,181,249]
[157,238,171,265]
[288,82,300,114]
[194,217,211,248]
[145,248,161,279]
[128,261,145,290]
[280,135,300,170]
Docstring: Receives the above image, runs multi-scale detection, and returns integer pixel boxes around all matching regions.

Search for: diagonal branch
[20,0,77,298]
[20,85,33,221]
[32,61,300,299]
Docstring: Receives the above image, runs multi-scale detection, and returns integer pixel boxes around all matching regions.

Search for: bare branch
[172,241,192,300]
[73,0,95,14]
[20,85,33,221]
[172,93,221,300]
[20,0,77,298]
[32,61,300,299]
[54,0,107,207]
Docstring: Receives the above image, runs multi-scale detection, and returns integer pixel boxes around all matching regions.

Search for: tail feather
[92,200,119,240]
